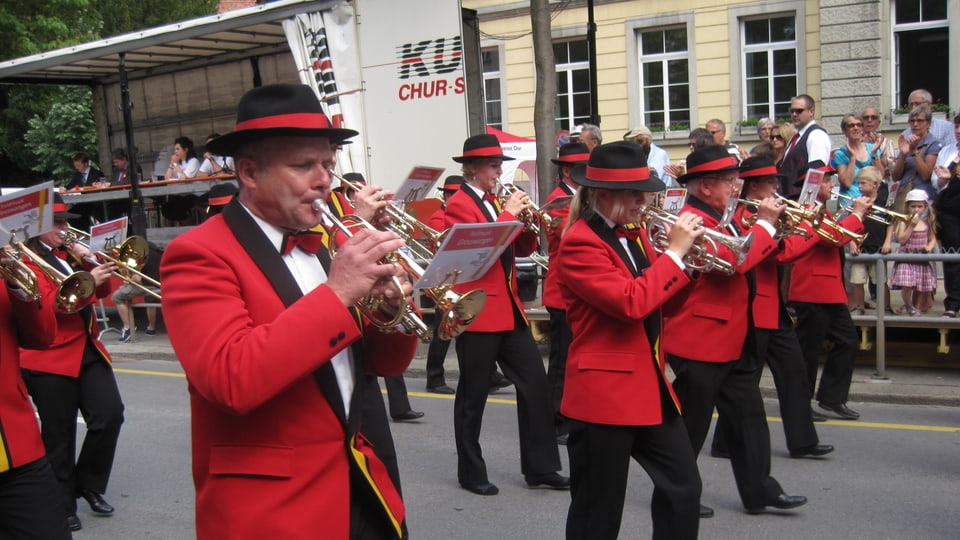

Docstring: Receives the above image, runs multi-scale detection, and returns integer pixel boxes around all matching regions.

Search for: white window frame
[554,38,591,132]
[728,1,807,127]
[740,15,798,123]
[625,12,696,136]
[637,26,691,133]
[889,0,952,111]
[480,43,506,130]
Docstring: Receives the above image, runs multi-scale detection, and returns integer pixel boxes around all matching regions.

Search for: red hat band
[235,112,332,132]
[558,153,591,163]
[585,165,650,183]
[462,146,506,159]
[54,203,70,213]
[208,196,234,206]
[741,165,779,177]
[686,156,739,175]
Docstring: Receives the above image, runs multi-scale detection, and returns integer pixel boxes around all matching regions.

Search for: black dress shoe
[391,410,425,422]
[461,481,499,495]
[488,375,513,393]
[80,489,114,515]
[426,384,455,395]
[819,401,860,420]
[789,443,835,459]
[524,472,570,490]
[810,408,828,422]
[67,514,82,531]
[746,493,808,514]
[699,504,714,518]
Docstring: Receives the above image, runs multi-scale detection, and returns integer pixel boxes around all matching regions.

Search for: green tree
[92,0,219,38]
[24,87,99,184]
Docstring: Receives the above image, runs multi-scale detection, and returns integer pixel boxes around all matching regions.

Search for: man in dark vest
[777,94,832,198]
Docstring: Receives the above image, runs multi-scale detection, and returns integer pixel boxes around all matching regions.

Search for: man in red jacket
[788,162,870,420]
[664,145,806,517]
[445,134,568,496]
[542,142,589,444]
[161,84,418,540]
[0,232,71,539]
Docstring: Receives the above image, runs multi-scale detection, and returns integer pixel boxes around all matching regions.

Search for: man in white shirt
[777,94,832,198]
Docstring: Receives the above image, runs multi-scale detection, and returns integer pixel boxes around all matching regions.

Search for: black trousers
[668,354,783,509]
[0,458,72,540]
[565,407,701,540]
[453,317,560,486]
[425,315,452,388]
[936,211,960,312]
[791,302,857,405]
[22,344,124,515]
[382,376,413,418]
[546,307,572,434]
[713,316,819,453]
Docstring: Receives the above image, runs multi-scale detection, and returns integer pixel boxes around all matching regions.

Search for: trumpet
[813,217,868,247]
[494,178,556,235]
[640,206,753,275]
[735,198,811,239]
[0,236,96,313]
[313,200,486,342]
[62,228,161,300]
[835,193,911,225]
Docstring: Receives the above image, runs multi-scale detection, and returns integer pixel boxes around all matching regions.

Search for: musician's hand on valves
[90,262,118,287]
[756,196,785,225]
[666,212,705,257]
[851,196,872,218]
[369,262,413,309]
[326,228,407,308]
[353,185,391,226]
[502,189,531,218]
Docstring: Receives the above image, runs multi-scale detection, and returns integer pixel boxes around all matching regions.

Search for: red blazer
[0,287,58,473]
[444,185,538,332]
[788,212,865,304]
[428,206,445,232]
[557,218,689,425]
[541,183,575,310]
[20,250,114,377]
[161,207,416,540]
[733,206,819,330]
[661,199,778,362]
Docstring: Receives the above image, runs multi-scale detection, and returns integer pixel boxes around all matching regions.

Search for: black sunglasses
[770,134,784,141]
[862,115,880,121]
[789,108,807,115]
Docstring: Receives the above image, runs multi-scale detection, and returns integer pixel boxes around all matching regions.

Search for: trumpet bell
[57,271,97,314]
[436,289,487,340]
[113,236,149,270]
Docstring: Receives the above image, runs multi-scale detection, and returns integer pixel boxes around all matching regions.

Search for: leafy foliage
[24,87,99,184]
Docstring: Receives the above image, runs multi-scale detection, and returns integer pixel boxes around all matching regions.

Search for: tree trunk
[530,0,556,204]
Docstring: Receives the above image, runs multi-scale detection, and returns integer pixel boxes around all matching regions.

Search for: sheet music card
[413,221,524,290]
[89,217,129,254]
[662,188,688,213]
[797,169,824,207]
[393,166,445,207]
[0,182,54,243]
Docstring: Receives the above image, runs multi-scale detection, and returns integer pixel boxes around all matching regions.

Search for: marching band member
[557,141,704,540]
[20,195,123,532]
[542,142,589,444]
[161,84,417,539]
[0,241,70,539]
[712,156,834,459]
[663,145,807,517]
[788,162,870,421]
[444,133,568,496]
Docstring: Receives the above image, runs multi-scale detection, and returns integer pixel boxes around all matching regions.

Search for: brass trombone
[835,192,912,225]
[313,200,486,342]
[0,234,96,313]
[62,228,161,300]
[640,206,753,275]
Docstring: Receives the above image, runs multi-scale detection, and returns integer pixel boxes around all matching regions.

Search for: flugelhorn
[313,200,486,342]
[61,228,161,300]
[736,198,811,239]
[494,178,557,235]
[641,206,753,275]
[835,192,911,225]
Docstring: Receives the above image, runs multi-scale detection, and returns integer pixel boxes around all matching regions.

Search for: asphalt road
[70,358,960,540]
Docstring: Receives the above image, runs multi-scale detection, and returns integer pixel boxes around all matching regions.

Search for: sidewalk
[104,329,960,407]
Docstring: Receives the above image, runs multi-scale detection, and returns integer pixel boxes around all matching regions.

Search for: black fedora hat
[793,160,835,187]
[206,183,238,207]
[206,84,358,156]
[738,156,785,182]
[570,141,665,192]
[53,193,80,219]
[551,142,590,166]
[676,145,740,184]
[437,175,464,192]
[452,134,515,163]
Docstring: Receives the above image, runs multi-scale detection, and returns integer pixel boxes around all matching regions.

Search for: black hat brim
[55,210,80,219]
[676,164,741,184]
[570,164,666,192]
[207,127,359,156]
[452,154,515,164]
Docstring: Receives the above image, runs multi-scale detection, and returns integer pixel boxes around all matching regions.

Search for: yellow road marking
[117,369,960,433]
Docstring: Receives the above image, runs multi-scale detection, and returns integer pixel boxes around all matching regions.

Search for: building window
[638,27,690,132]
[741,15,797,122]
[893,0,948,108]
[554,39,591,132]
[482,47,503,130]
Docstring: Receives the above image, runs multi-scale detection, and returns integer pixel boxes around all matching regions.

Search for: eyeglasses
[708,130,721,135]
[908,118,929,124]
[862,115,880,121]
[908,101,928,108]
[770,134,784,141]
[688,142,696,149]
[790,108,807,115]
[846,122,863,128]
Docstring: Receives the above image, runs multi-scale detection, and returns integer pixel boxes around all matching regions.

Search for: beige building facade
[463,0,958,157]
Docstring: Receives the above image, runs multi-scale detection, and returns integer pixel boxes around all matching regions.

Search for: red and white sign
[0,182,54,243]
[89,217,128,255]
[394,166,446,206]
[414,221,523,289]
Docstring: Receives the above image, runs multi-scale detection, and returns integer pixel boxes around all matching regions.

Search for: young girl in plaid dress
[890,189,938,315]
